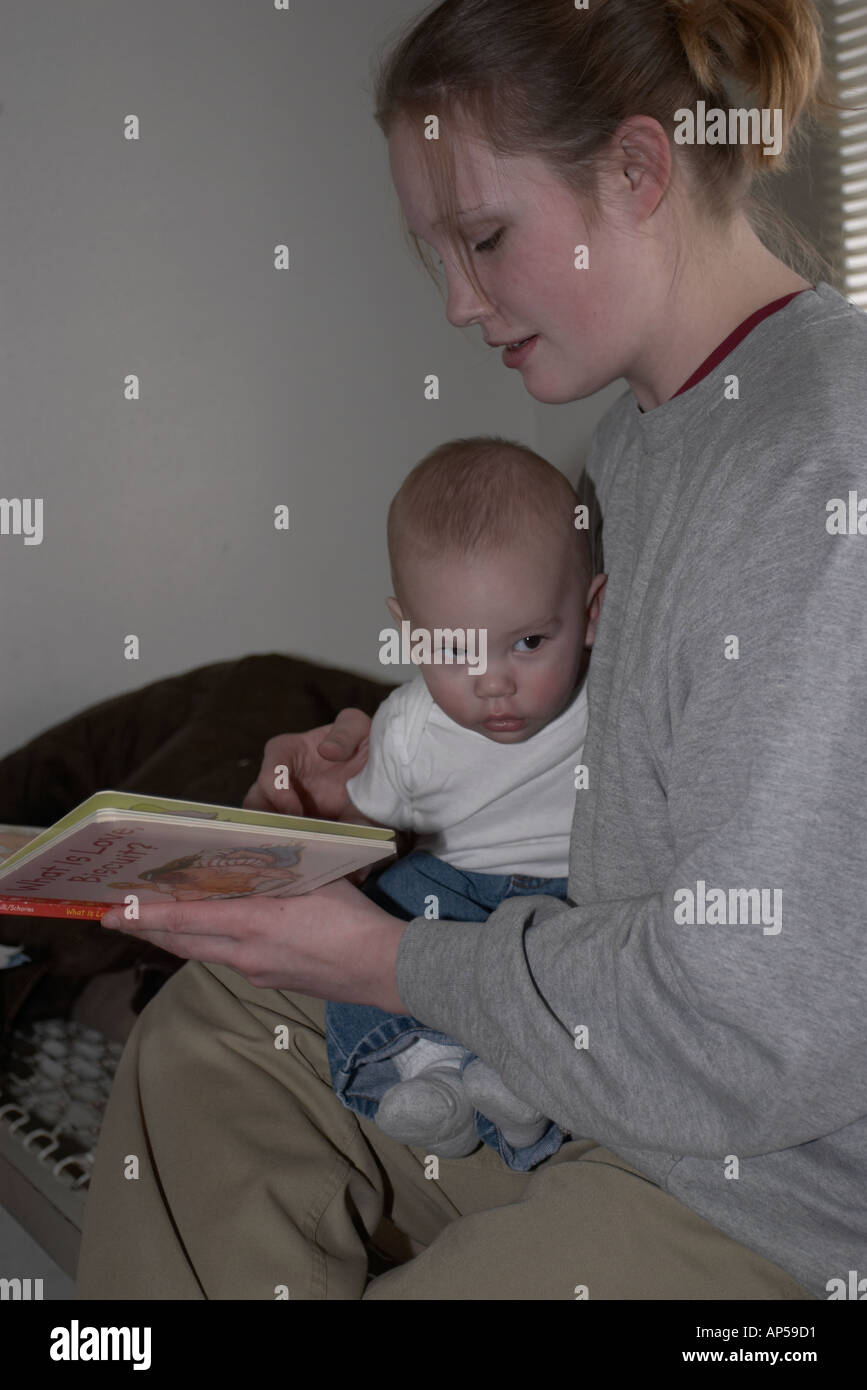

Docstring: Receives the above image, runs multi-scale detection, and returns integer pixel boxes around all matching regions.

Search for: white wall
[0,0,832,760]
[0,0,538,759]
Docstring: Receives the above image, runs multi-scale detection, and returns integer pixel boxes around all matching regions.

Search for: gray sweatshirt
[395,281,867,1299]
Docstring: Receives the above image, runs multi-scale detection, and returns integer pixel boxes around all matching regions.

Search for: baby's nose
[474,668,516,696]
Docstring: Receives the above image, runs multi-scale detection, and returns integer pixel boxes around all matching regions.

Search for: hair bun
[666,0,732,97]
[665,0,826,164]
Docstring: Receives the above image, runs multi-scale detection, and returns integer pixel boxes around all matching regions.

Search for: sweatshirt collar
[629,282,837,452]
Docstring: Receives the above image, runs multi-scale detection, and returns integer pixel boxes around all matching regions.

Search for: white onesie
[346,673,588,877]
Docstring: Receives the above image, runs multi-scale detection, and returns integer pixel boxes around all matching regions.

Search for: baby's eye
[514,634,546,653]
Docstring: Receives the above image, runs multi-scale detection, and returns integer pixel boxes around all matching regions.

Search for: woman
[77,0,865,1299]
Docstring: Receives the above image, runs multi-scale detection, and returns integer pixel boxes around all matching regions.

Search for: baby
[325,436,605,1171]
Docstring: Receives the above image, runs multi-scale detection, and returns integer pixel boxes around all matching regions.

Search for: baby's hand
[243,708,372,820]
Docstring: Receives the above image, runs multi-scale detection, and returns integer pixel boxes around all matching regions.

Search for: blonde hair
[387,437,592,603]
[372,0,844,294]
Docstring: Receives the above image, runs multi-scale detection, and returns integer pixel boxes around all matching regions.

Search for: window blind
[828,0,867,306]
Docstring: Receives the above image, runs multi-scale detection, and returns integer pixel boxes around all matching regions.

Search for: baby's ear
[385,595,404,624]
[584,573,607,647]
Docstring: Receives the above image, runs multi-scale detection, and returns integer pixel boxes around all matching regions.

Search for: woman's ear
[385,595,404,625]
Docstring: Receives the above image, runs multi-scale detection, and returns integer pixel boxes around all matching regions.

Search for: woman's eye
[474,228,504,254]
[514,634,546,653]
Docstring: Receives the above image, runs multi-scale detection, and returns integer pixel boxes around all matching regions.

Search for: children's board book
[0,792,396,920]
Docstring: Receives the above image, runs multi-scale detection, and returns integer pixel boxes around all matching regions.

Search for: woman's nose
[444,270,491,329]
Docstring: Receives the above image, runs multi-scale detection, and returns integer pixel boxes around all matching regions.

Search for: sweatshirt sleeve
[395,438,867,1161]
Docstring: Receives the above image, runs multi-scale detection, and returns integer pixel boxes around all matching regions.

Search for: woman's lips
[503,335,538,367]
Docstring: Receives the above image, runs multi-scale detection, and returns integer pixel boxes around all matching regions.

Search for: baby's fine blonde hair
[387,436,594,605]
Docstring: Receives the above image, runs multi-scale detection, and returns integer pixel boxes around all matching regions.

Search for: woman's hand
[242,707,372,819]
[101,876,409,1013]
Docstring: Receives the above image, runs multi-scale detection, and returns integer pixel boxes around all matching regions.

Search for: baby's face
[391,539,603,743]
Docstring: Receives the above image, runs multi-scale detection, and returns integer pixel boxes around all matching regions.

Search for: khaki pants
[76,959,815,1300]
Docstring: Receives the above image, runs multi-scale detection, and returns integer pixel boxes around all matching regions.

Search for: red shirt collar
[670,289,812,399]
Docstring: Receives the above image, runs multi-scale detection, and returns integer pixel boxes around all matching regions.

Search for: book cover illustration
[109,842,307,900]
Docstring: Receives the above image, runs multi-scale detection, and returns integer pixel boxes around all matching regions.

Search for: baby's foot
[376,1066,479,1158]
[463,1058,549,1148]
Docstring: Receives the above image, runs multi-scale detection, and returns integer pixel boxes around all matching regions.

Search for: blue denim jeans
[326,850,570,1172]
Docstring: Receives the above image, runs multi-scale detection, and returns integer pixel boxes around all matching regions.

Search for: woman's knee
[126,959,330,1099]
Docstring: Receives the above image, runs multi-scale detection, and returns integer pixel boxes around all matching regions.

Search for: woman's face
[387,117,659,405]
